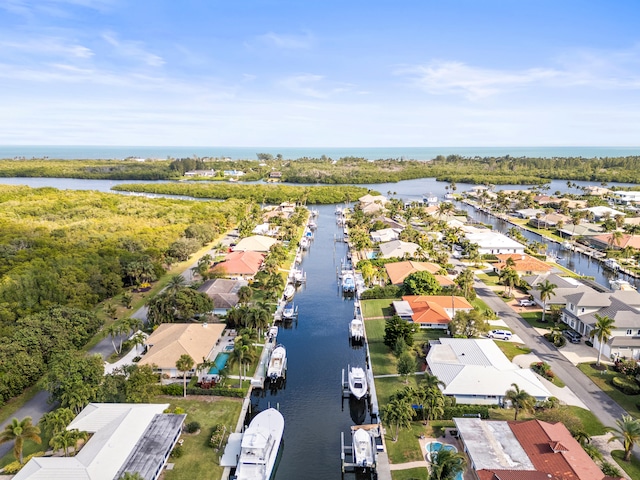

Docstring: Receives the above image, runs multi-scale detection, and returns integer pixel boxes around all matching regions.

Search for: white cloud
[278,74,351,98]
[257,31,314,49]
[0,37,94,59]
[102,31,165,67]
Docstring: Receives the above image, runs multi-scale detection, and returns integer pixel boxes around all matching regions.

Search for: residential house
[455,417,614,480]
[223,169,245,177]
[562,290,640,360]
[184,169,216,177]
[211,250,265,279]
[527,212,570,229]
[427,338,551,404]
[463,228,526,255]
[557,223,602,238]
[523,273,594,310]
[252,223,280,237]
[493,253,552,276]
[269,171,282,179]
[395,295,473,329]
[14,403,185,480]
[581,205,625,222]
[358,194,388,215]
[583,186,612,197]
[138,323,225,377]
[514,208,545,219]
[612,190,640,205]
[198,278,248,316]
[232,234,278,252]
[588,233,640,251]
[370,227,401,243]
[384,261,453,289]
[378,239,420,259]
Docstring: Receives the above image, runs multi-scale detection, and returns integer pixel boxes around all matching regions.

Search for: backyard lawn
[158,396,243,480]
[361,298,397,319]
[612,450,640,479]
[494,341,531,361]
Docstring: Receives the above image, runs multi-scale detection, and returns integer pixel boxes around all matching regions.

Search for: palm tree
[606,415,640,461]
[237,285,253,305]
[499,267,519,297]
[105,320,128,355]
[175,354,194,398]
[608,230,624,251]
[380,397,414,442]
[49,428,88,456]
[455,269,475,300]
[0,416,42,464]
[536,280,557,323]
[39,408,75,437]
[429,447,467,480]
[166,274,186,294]
[590,314,615,367]
[420,386,445,425]
[504,383,535,421]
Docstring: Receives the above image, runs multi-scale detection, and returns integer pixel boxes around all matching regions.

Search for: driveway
[474,280,629,434]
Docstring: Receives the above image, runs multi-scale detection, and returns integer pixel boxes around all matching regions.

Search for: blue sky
[1,0,640,146]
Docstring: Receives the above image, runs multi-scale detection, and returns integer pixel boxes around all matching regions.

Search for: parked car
[563,330,582,343]
[519,299,536,307]
[487,329,513,341]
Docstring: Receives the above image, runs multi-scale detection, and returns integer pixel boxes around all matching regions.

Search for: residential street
[474,280,628,431]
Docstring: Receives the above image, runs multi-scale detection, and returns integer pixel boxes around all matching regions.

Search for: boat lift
[340,425,381,475]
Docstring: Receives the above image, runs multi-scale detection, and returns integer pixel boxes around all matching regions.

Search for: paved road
[474,280,628,429]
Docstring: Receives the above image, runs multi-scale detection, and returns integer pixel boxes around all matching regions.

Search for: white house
[427,338,551,405]
[463,229,526,255]
[14,403,185,480]
[611,190,640,205]
[370,228,401,243]
[581,205,625,221]
[378,240,420,259]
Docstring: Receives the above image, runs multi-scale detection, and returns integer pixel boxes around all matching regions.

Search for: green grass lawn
[519,311,556,330]
[392,468,429,480]
[612,450,640,478]
[374,376,423,406]
[494,341,531,361]
[361,298,398,319]
[475,272,500,287]
[568,406,605,436]
[157,396,244,480]
[384,421,430,464]
[577,363,640,418]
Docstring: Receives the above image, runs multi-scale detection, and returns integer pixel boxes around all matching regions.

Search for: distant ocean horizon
[1,145,640,161]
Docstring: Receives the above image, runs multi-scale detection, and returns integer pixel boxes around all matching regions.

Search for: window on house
[581,308,585,313]
[627,329,633,335]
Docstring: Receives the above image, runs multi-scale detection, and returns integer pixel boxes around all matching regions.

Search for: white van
[487,329,513,341]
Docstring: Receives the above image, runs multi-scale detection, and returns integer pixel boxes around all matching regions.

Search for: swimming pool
[425,442,463,479]
[223,344,234,352]
[208,352,230,375]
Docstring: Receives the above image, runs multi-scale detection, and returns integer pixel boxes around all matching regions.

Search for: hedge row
[611,376,640,395]
[442,405,491,420]
[160,383,245,398]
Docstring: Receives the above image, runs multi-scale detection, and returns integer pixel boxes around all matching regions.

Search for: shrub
[611,375,640,395]
[359,285,402,299]
[442,405,490,420]
[531,361,556,381]
[209,424,225,448]
[599,460,621,477]
[614,358,640,376]
[170,445,184,458]
[185,421,201,433]
[2,453,45,474]
[161,383,183,396]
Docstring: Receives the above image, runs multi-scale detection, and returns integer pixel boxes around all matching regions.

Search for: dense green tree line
[111,183,374,204]
[0,307,102,407]
[0,185,246,326]
[4,154,640,184]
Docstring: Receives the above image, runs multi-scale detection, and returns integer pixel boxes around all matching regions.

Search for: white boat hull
[283,284,295,300]
[348,367,368,400]
[352,428,375,468]
[267,345,286,381]
[350,319,364,342]
[235,408,284,480]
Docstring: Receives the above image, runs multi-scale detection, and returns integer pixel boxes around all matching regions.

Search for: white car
[487,329,513,340]
[519,299,536,307]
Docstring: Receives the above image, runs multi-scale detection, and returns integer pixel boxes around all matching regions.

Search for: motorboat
[348,366,368,400]
[351,427,375,469]
[283,283,295,300]
[300,236,311,251]
[610,278,635,291]
[604,258,621,271]
[561,241,572,250]
[308,220,317,230]
[282,302,297,320]
[292,268,305,285]
[350,318,364,342]
[423,192,438,205]
[267,325,278,340]
[443,193,455,200]
[266,344,287,381]
[234,408,284,480]
[342,272,356,294]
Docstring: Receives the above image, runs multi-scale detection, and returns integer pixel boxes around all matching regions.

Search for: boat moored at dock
[233,408,284,480]
[266,344,287,381]
[350,318,364,342]
[351,426,375,469]
[348,366,368,400]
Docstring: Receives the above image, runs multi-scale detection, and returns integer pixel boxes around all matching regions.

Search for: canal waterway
[1,175,639,477]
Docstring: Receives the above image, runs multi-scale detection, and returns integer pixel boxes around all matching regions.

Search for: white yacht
[348,366,368,400]
[561,241,572,250]
[292,268,305,285]
[283,283,295,300]
[342,272,356,294]
[282,302,296,320]
[350,318,364,342]
[300,236,311,251]
[423,192,438,204]
[234,408,284,480]
[351,427,375,469]
[610,278,635,291]
[604,258,621,271]
[266,344,287,381]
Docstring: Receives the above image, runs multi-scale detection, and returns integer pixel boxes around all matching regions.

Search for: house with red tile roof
[454,417,618,480]
[589,233,640,251]
[493,253,552,276]
[394,295,473,329]
[385,261,443,284]
[211,250,265,279]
